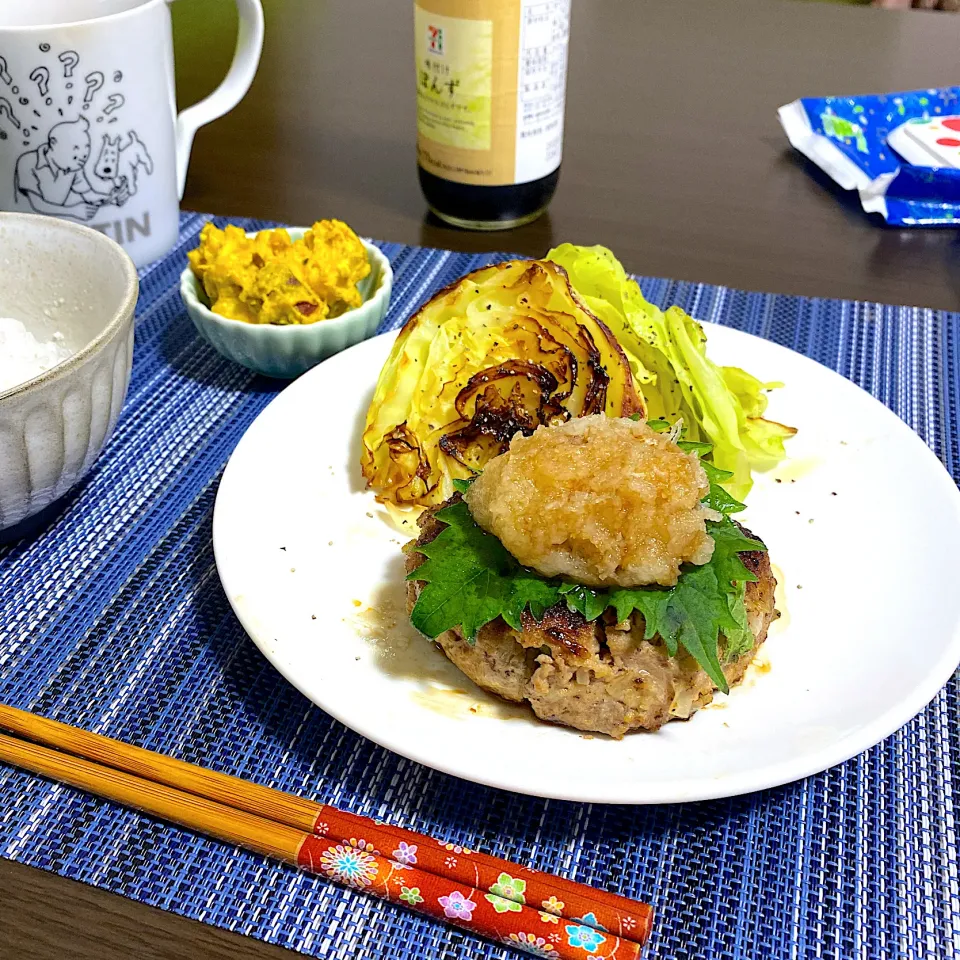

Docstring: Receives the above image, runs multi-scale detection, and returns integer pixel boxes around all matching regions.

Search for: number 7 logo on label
[427,24,445,56]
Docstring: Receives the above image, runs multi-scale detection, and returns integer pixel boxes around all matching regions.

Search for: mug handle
[168,0,265,199]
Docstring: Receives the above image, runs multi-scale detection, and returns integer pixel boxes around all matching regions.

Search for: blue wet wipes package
[779,86,960,226]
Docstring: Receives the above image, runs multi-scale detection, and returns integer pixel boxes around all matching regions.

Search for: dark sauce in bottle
[419,166,561,231]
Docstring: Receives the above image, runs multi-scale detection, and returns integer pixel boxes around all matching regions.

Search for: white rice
[0,317,73,393]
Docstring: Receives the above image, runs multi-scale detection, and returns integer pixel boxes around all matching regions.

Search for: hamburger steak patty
[405,498,779,738]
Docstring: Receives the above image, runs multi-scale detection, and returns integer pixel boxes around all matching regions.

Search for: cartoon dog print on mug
[1,47,154,242]
[94,131,154,197]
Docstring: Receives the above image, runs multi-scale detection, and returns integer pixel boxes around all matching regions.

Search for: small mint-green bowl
[180,228,392,379]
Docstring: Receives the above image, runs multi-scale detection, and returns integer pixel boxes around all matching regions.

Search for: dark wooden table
[4,1,960,958]
[177,0,960,312]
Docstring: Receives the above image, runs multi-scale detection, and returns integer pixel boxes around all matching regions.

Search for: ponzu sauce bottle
[414,0,571,230]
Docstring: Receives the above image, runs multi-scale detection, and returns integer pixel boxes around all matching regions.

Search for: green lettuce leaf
[545,243,796,499]
[721,366,796,470]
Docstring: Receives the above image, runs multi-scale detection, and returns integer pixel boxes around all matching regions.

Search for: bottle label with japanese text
[414,0,570,187]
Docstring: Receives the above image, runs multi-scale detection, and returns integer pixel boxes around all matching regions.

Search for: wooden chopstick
[0,703,653,946]
[0,705,652,957]
[0,704,319,831]
[2,731,651,960]
[0,731,304,863]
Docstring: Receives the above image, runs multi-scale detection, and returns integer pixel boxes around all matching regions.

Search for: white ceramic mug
[0,0,264,266]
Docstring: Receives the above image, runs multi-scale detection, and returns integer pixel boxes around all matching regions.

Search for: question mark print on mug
[82,72,103,110]
[29,67,52,105]
[0,101,17,125]
[102,95,124,120]
[0,48,155,222]
[58,51,79,79]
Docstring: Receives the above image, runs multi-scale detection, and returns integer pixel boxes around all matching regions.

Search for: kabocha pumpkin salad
[361,246,790,737]
[188,220,370,325]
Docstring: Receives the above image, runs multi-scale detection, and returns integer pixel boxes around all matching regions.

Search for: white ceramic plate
[213,328,960,804]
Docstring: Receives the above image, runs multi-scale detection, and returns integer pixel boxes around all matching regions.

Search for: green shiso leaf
[408,426,765,692]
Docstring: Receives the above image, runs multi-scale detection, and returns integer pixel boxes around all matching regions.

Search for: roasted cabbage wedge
[545,244,796,499]
[361,259,642,512]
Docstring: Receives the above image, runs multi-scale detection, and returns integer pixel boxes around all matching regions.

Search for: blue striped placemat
[1,211,958,960]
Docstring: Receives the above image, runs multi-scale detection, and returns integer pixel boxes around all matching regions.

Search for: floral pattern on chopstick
[564,914,607,954]
[438,890,478,921]
[297,834,645,960]
[392,841,418,866]
[506,932,559,956]
[309,805,652,946]
[317,844,378,889]
[300,808,652,958]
